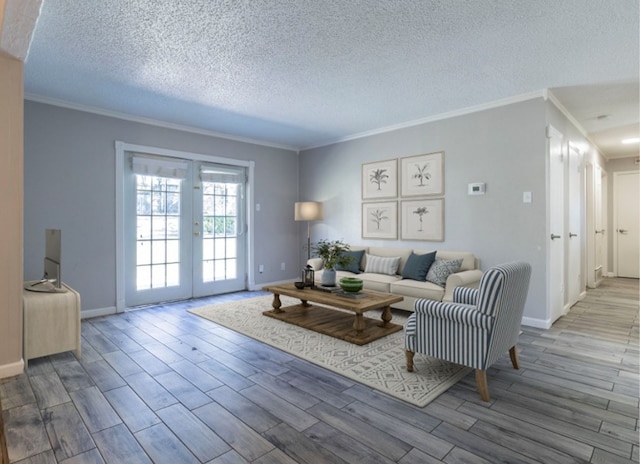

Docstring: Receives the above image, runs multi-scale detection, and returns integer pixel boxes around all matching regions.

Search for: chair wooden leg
[405,350,415,372]
[475,370,490,402]
[509,346,520,369]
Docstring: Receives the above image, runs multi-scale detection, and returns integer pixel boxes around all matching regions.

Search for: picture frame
[400,152,444,197]
[400,198,444,241]
[362,201,397,239]
[362,158,398,200]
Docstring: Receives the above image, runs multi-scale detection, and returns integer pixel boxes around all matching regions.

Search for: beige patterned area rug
[188,295,471,407]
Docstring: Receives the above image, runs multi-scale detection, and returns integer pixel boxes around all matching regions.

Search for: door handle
[550,234,561,240]
[569,233,577,238]
[194,231,200,236]
[618,229,628,234]
[595,229,604,234]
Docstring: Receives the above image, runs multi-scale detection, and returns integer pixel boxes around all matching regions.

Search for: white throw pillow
[364,254,401,276]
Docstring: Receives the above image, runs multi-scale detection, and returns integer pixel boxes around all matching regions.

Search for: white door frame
[115,141,255,312]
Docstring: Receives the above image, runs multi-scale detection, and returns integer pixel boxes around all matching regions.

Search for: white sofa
[307,246,482,312]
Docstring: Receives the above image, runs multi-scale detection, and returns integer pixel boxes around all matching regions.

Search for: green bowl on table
[339,277,363,293]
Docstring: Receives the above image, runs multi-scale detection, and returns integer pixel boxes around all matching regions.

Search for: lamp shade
[294,201,323,221]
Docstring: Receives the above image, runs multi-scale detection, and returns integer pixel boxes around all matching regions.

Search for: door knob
[550,234,561,240]
[569,233,577,238]
[618,229,628,234]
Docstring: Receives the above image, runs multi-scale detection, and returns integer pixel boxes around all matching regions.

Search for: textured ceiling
[24,0,639,155]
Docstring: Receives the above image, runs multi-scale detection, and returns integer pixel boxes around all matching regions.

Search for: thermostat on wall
[468,182,486,195]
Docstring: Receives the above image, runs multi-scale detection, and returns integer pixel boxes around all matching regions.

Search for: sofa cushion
[364,254,401,276]
[425,258,463,287]
[402,251,436,281]
[390,279,445,301]
[359,272,403,293]
[335,249,365,273]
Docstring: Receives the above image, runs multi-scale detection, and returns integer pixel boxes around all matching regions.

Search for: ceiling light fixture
[621,137,640,144]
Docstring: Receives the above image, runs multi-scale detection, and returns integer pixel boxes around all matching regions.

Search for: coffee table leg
[380,305,392,328]
[271,294,283,313]
[353,313,366,334]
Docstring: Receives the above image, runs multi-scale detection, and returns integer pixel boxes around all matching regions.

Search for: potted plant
[311,239,353,286]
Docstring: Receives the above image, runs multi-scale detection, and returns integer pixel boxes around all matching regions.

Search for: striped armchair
[405,262,532,401]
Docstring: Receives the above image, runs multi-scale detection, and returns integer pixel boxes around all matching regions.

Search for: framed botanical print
[362,201,397,239]
[362,159,398,200]
[400,152,444,197]
[400,198,444,241]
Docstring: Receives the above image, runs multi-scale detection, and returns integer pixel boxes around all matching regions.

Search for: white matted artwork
[362,159,398,199]
[400,152,444,197]
[362,201,397,239]
[401,198,444,241]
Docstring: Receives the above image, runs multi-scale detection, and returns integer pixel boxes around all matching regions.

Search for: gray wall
[24,101,300,312]
[299,98,551,324]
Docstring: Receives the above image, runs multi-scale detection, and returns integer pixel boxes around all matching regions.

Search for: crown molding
[24,93,299,152]
[302,90,547,151]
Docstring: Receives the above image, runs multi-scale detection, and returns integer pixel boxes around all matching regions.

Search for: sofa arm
[442,269,483,302]
[306,258,324,271]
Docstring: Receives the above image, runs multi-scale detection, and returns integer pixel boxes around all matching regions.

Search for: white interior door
[586,163,606,288]
[547,126,565,323]
[566,144,583,308]
[614,171,639,278]
[593,166,605,283]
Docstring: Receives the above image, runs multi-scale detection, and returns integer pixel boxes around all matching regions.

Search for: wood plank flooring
[1,277,638,463]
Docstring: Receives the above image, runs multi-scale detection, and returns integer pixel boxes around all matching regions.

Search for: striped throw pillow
[364,254,401,276]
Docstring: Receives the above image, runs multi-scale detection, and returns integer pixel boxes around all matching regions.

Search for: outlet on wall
[259,264,264,273]
[281,262,286,271]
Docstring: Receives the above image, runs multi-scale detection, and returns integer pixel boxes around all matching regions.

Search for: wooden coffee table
[262,283,404,345]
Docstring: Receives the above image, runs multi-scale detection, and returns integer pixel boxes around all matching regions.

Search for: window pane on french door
[202,181,239,282]
[135,175,182,290]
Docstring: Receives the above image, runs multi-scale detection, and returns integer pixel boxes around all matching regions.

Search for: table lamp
[294,201,324,260]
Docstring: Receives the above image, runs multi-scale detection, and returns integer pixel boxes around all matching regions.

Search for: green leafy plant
[311,239,354,269]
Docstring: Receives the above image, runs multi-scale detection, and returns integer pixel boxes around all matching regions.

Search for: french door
[123,153,247,307]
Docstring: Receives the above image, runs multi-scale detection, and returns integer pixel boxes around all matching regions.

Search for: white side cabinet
[23,283,81,368]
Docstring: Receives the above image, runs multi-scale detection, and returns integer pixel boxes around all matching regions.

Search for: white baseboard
[0,359,25,379]
[248,279,294,291]
[521,316,552,329]
[81,306,117,320]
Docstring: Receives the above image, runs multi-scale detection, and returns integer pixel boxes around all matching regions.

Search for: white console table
[23,282,81,368]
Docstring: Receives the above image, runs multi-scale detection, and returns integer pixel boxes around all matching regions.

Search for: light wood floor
[1,278,638,463]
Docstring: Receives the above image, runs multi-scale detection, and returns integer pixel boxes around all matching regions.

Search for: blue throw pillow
[402,251,436,281]
[335,250,365,273]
